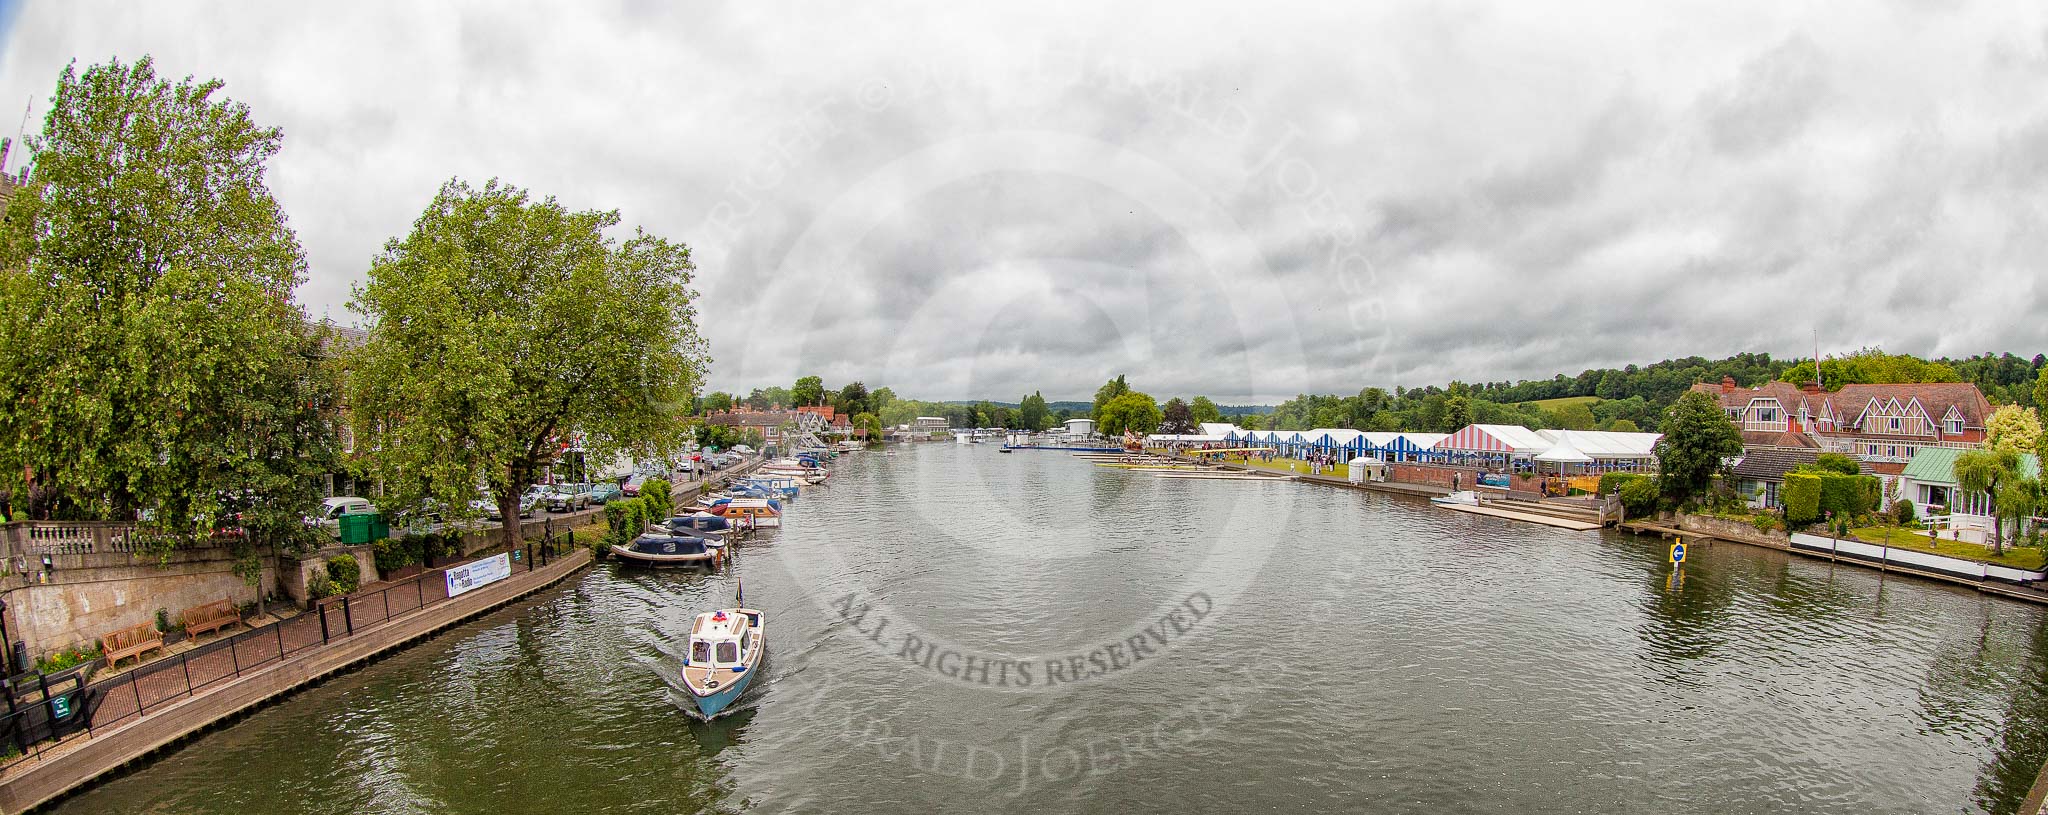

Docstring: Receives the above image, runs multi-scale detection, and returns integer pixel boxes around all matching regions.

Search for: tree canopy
[792,375,825,408]
[1098,391,1162,436]
[1985,405,2042,456]
[1777,347,1962,390]
[1190,396,1223,425]
[1656,391,1744,503]
[1160,397,1195,434]
[1092,375,1130,420]
[347,178,707,548]
[0,56,335,551]
[1018,391,1052,431]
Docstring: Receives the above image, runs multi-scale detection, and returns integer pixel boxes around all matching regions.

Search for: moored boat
[682,607,765,719]
[1430,490,1482,506]
[611,533,723,567]
[667,512,732,540]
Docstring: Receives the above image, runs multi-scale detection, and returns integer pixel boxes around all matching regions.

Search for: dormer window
[1946,417,1963,434]
[1887,416,1901,432]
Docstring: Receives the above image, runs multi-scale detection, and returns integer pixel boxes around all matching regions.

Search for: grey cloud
[4,2,2044,403]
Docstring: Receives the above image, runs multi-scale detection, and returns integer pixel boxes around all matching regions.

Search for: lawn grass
[1849,525,2047,570]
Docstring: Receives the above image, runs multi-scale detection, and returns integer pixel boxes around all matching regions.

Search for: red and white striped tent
[1432,424,1555,462]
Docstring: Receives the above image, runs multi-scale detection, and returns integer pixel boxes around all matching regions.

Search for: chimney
[1720,375,1737,394]
[1800,382,1823,395]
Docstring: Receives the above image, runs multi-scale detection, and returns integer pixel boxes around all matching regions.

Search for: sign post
[1669,537,1686,565]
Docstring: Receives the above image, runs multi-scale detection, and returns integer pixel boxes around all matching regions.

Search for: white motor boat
[1430,490,1482,506]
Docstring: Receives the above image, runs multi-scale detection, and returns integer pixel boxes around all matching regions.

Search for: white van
[312,496,373,535]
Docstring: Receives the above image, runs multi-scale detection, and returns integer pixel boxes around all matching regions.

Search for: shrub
[374,534,429,572]
[1812,453,1861,476]
[1784,473,1822,525]
[1891,499,1917,525]
[36,645,102,675]
[1752,513,1783,534]
[1599,472,1650,496]
[603,503,632,549]
[324,554,362,595]
[640,478,672,516]
[1618,477,1660,517]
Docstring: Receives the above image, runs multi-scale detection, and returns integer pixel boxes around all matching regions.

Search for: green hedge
[640,478,672,518]
[1784,473,1822,524]
[1618,477,1660,517]
[1599,472,1652,496]
[325,554,361,595]
[1814,472,1878,520]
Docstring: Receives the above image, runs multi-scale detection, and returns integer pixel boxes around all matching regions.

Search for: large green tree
[701,391,734,414]
[1092,375,1130,420]
[1098,391,1162,436]
[792,375,825,407]
[0,56,335,553]
[1018,391,1052,431]
[1190,396,1224,425]
[1656,390,1744,503]
[348,178,707,548]
[834,381,870,417]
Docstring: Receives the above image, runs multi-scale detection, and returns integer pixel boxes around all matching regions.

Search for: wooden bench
[100,622,164,669]
[181,598,242,638]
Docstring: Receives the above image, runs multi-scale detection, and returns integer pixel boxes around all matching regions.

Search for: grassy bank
[1849,526,2047,571]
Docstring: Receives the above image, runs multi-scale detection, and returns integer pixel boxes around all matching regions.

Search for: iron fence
[0,530,576,764]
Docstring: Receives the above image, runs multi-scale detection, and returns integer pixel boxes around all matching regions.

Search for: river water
[55,445,2048,814]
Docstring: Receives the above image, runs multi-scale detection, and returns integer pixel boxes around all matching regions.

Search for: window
[1946,418,1963,434]
[692,641,711,663]
[717,642,739,663]
[1887,417,1901,432]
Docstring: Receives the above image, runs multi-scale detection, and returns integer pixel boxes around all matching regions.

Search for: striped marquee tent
[1432,424,1554,466]
[1362,432,1447,462]
[1303,429,1367,457]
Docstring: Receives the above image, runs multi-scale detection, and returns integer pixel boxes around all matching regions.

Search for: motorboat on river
[1430,490,1482,507]
[682,606,765,719]
[611,533,723,568]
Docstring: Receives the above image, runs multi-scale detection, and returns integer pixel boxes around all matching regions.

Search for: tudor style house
[1690,377,1994,476]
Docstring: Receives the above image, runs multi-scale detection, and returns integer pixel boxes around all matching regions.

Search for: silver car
[545,483,593,512]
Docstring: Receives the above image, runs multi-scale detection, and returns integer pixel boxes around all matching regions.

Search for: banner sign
[446,553,512,598]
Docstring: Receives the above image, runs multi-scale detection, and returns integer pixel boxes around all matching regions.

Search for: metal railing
[0,530,578,764]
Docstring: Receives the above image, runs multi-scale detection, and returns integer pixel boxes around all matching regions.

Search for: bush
[1618,477,1660,517]
[325,554,361,595]
[1752,513,1783,534]
[1812,453,1860,476]
[1891,499,1917,525]
[375,534,429,572]
[1812,472,1878,520]
[307,573,337,600]
[603,503,633,549]
[1784,473,1822,525]
[1599,472,1650,496]
[640,478,672,516]
[36,645,102,674]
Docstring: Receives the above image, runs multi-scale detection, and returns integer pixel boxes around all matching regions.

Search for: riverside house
[1689,377,1994,474]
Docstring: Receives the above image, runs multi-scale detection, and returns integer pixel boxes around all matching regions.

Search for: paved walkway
[0,549,592,814]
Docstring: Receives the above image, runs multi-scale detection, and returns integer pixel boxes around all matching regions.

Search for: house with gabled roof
[1688,377,1993,473]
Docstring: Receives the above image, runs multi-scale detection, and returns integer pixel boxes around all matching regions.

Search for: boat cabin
[686,609,762,674]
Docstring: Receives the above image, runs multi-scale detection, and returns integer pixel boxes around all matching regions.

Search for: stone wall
[1677,513,1791,549]
[279,544,383,607]
[4,547,279,661]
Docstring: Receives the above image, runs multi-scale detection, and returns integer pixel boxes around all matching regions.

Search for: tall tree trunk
[497,469,522,553]
[1990,484,2004,556]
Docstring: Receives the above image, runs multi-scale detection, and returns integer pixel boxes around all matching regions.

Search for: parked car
[622,473,648,497]
[546,483,593,512]
[487,488,545,520]
[590,483,623,504]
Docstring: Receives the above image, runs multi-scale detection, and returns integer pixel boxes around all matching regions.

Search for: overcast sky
[4,2,2046,403]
